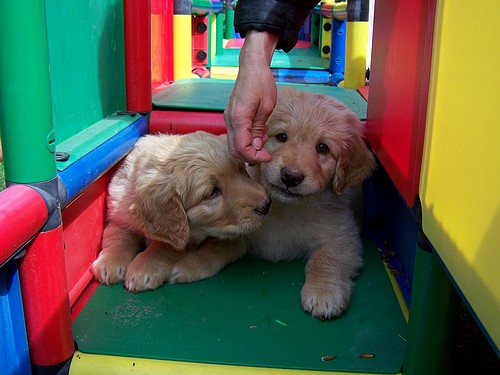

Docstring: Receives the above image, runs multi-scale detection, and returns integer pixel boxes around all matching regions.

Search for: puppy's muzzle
[281,167,304,188]
[254,198,272,216]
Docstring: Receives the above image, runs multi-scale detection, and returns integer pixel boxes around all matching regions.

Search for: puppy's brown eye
[276,133,287,143]
[317,143,329,154]
[207,187,221,199]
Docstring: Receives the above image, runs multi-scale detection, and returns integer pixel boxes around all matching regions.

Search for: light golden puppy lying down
[92,131,271,292]
[171,88,376,319]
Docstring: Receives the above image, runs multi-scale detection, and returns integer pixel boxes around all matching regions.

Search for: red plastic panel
[63,172,110,305]
[124,0,152,112]
[151,0,174,93]
[192,16,209,68]
[366,0,436,207]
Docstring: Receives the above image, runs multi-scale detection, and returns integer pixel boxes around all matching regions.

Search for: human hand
[224,31,279,164]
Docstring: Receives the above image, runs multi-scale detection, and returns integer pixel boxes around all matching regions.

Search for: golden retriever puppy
[246,89,376,318]
[171,88,376,319]
[92,131,271,292]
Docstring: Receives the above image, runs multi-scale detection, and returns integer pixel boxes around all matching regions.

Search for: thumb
[251,120,269,151]
[251,130,269,151]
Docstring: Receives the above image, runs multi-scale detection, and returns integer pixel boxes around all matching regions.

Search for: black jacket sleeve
[234,0,319,52]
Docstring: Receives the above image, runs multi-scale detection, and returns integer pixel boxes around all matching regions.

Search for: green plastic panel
[73,241,406,373]
[209,47,330,70]
[403,247,458,375]
[153,79,367,120]
[45,0,126,145]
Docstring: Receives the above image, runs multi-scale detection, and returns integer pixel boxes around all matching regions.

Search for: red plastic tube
[0,185,48,265]
[150,110,227,135]
[124,0,152,112]
[19,225,74,366]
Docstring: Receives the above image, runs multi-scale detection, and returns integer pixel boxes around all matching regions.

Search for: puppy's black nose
[281,167,304,188]
[254,198,271,216]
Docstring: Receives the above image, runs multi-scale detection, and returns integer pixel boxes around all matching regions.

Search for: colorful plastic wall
[420,0,500,353]
[1,1,498,373]
[0,1,147,372]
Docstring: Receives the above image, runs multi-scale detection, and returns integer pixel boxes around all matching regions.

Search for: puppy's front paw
[92,252,134,285]
[170,256,217,284]
[124,252,172,293]
[300,279,353,319]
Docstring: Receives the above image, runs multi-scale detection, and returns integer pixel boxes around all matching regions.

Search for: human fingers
[232,122,271,164]
[225,91,272,163]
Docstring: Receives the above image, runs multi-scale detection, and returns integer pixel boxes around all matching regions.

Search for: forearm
[238,30,279,68]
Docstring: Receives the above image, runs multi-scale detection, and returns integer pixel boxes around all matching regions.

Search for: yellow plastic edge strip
[70,351,400,375]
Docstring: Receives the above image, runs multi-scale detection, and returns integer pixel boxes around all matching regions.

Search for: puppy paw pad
[301,281,352,319]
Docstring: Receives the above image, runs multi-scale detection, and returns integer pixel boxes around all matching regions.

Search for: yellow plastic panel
[210,66,239,80]
[344,22,368,89]
[173,15,192,80]
[320,17,332,58]
[151,14,162,83]
[70,351,399,375]
[420,0,500,350]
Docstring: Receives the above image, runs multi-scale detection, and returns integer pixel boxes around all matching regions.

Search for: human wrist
[239,30,279,66]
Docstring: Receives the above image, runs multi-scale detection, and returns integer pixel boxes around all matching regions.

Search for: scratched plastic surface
[73,241,406,373]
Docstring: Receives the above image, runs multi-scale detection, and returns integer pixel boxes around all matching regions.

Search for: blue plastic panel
[0,262,31,375]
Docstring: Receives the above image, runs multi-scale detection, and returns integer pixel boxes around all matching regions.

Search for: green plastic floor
[153,79,368,120]
[73,241,407,373]
[209,47,330,70]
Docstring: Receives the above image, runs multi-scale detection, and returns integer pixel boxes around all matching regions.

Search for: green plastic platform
[153,79,367,120]
[209,47,330,70]
[73,241,406,373]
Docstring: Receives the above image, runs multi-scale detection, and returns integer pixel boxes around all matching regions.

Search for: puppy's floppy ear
[129,186,189,251]
[333,115,376,195]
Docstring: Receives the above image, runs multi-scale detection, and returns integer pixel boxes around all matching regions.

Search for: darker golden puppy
[246,88,376,318]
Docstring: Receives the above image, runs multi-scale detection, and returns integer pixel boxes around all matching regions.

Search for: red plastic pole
[124,0,152,112]
[150,110,226,134]
[0,185,48,265]
[18,225,74,367]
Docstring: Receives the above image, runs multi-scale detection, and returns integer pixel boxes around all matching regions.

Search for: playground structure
[0,0,499,374]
